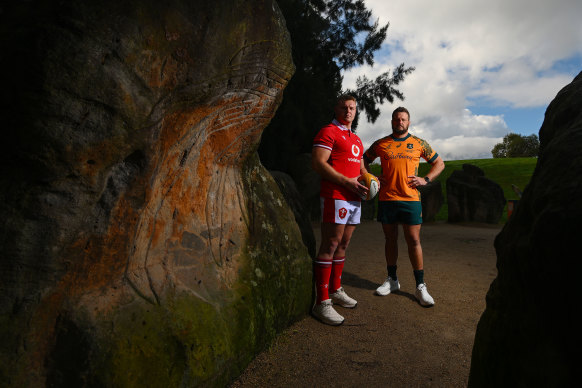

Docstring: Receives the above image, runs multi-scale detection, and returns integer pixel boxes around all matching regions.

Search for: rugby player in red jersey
[364,107,444,306]
[311,95,370,325]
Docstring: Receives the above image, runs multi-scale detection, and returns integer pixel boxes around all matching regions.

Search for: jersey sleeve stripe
[428,153,439,163]
[313,144,332,151]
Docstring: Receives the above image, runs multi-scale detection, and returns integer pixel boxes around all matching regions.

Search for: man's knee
[337,240,348,251]
[321,233,344,252]
[407,237,421,248]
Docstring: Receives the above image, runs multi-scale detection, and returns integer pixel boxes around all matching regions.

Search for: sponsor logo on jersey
[347,144,361,163]
[383,151,414,160]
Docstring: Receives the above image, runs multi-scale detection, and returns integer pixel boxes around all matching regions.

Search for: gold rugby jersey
[364,134,438,201]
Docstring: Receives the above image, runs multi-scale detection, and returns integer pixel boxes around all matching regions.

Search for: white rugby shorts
[320,197,361,224]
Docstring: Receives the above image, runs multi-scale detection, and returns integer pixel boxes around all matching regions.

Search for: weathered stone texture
[288,152,322,221]
[0,1,311,386]
[446,164,506,224]
[270,170,317,258]
[469,72,582,387]
[418,180,444,223]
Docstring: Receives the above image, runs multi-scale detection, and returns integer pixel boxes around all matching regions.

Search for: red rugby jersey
[313,120,364,201]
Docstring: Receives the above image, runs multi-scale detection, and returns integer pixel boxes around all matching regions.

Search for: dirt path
[231,221,501,387]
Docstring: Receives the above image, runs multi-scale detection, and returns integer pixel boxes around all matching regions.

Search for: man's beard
[392,126,408,136]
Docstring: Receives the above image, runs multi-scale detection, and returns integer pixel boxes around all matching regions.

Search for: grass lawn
[369,157,538,224]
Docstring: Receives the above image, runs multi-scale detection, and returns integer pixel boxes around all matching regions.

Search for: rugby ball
[358,173,380,200]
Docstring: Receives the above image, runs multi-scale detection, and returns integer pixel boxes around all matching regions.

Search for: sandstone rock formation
[418,180,444,222]
[446,164,506,223]
[0,1,312,386]
[269,170,316,257]
[469,72,582,386]
[288,152,322,221]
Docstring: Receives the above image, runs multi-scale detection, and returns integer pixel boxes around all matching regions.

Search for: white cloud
[471,68,575,108]
[355,108,507,161]
[344,0,582,160]
[431,136,502,161]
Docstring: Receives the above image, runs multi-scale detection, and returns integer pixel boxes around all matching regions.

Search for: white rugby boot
[415,283,435,306]
[312,299,345,325]
[375,276,400,296]
[329,287,357,308]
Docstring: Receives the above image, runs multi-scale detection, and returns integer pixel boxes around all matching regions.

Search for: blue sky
[343,0,582,160]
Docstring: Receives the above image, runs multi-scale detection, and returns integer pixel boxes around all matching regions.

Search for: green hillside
[369,157,538,224]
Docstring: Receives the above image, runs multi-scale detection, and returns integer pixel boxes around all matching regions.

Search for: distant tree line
[258,0,414,171]
[491,133,539,158]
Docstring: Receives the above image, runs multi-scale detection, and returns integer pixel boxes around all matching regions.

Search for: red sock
[330,256,345,293]
[314,258,332,303]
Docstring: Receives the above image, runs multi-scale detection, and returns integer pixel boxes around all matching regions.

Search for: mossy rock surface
[0,0,310,386]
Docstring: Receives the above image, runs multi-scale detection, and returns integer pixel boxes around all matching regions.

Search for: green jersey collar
[390,133,411,141]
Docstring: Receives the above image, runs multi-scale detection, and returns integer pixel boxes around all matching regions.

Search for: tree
[258,0,414,171]
[347,64,414,124]
[491,133,539,158]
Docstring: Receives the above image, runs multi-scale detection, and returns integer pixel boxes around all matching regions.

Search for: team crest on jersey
[407,143,413,149]
[338,208,347,219]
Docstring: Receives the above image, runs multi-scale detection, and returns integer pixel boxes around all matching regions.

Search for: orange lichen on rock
[0,1,305,387]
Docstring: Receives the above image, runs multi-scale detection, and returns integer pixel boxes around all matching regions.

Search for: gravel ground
[231,220,501,388]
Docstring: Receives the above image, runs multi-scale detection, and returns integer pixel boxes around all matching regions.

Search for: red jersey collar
[332,119,352,132]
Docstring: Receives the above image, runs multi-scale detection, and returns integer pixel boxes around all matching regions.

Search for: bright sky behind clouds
[343,0,582,161]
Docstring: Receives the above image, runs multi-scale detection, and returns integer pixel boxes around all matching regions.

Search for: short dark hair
[337,94,357,105]
[392,106,410,120]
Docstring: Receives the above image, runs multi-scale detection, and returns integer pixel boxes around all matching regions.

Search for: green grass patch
[370,157,538,224]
